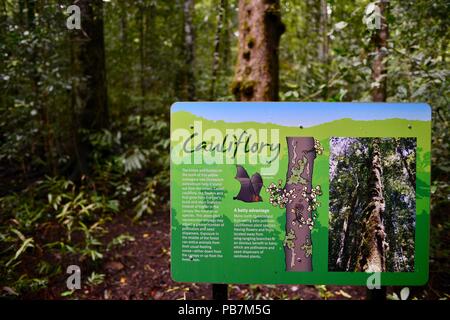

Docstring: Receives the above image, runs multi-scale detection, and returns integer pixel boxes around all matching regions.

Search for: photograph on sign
[328,137,416,273]
[170,102,431,286]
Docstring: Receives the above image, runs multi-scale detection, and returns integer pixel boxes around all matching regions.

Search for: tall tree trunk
[120,3,128,47]
[319,0,329,99]
[118,1,129,112]
[284,137,317,271]
[210,0,226,100]
[138,3,147,102]
[26,0,35,28]
[221,0,231,75]
[17,0,25,26]
[371,0,389,102]
[146,3,156,91]
[395,139,415,190]
[357,138,388,272]
[0,0,6,22]
[336,176,359,270]
[0,1,6,105]
[183,0,196,100]
[70,0,109,179]
[232,0,285,101]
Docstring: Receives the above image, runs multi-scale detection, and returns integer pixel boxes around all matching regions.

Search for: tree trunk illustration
[357,138,388,272]
[284,137,317,272]
[232,0,285,101]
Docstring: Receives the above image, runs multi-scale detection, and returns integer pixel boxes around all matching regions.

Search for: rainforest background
[0,0,448,299]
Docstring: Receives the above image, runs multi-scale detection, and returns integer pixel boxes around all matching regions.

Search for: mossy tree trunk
[284,137,316,272]
[70,0,109,179]
[357,138,388,272]
[210,0,226,100]
[372,0,389,102]
[232,0,285,101]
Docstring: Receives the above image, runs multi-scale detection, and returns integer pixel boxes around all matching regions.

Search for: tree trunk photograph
[357,138,387,272]
[329,137,416,273]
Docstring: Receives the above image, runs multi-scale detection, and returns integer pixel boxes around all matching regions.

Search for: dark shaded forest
[329,137,416,273]
[0,0,448,299]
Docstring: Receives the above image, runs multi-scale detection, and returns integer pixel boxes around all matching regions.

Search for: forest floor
[29,211,371,300]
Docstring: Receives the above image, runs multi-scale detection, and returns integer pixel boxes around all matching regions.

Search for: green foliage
[315,285,334,300]
[87,272,106,286]
[107,233,136,251]
[133,180,157,221]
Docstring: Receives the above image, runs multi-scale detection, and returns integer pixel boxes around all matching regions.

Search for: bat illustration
[233,165,263,203]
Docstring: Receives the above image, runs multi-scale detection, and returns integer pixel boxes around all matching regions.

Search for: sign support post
[366,287,387,301]
[212,284,228,300]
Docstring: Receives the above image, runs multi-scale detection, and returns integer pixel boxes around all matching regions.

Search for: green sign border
[170,102,430,286]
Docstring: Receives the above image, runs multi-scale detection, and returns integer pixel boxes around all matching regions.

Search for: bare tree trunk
[118,1,130,112]
[120,3,128,46]
[70,0,109,179]
[138,3,147,102]
[222,0,231,75]
[357,139,388,272]
[26,0,35,28]
[232,0,285,101]
[0,1,6,99]
[0,0,6,22]
[210,0,226,100]
[372,0,389,102]
[183,0,196,100]
[146,3,156,91]
[396,139,415,190]
[284,137,316,271]
[17,0,25,26]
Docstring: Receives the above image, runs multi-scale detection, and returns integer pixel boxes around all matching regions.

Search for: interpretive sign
[170,102,431,285]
